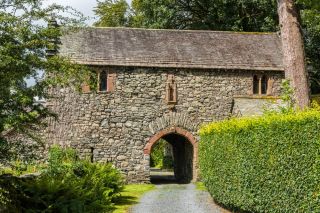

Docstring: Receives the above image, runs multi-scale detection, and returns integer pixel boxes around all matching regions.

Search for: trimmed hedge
[199,109,320,212]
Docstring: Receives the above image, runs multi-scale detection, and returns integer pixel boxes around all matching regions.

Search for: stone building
[44,28,284,183]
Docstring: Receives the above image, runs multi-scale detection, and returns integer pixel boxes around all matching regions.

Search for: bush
[312,95,320,104]
[199,109,320,212]
[0,146,124,212]
[150,139,173,169]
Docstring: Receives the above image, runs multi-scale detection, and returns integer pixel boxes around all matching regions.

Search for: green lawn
[112,184,155,213]
[195,182,207,191]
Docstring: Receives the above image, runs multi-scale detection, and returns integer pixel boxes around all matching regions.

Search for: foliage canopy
[0,0,93,161]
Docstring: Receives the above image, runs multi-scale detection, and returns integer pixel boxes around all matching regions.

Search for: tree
[298,0,320,9]
[277,0,310,108]
[300,2,320,94]
[0,0,91,161]
[131,0,278,31]
[94,0,130,27]
[131,0,181,29]
[94,0,278,31]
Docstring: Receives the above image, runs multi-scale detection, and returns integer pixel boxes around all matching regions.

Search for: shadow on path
[150,169,192,184]
[150,171,176,184]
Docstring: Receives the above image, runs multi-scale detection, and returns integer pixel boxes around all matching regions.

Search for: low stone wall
[232,96,283,116]
[1,131,46,166]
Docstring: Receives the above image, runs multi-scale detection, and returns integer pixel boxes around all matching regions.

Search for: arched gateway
[144,127,198,183]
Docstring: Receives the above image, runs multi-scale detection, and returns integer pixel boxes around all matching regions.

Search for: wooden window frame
[81,74,93,94]
[81,69,116,94]
[81,80,91,93]
[97,69,116,93]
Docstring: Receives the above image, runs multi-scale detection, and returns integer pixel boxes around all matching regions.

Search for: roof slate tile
[60,28,284,71]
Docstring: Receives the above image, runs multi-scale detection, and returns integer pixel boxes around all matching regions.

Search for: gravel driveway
[129,183,230,213]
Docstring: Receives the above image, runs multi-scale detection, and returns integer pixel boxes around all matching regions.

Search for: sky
[44,0,132,25]
[27,0,132,86]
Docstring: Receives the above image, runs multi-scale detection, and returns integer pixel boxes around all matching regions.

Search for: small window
[99,71,107,92]
[253,74,271,96]
[253,75,259,95]
[261,75,268,95]
[90,147,94,163]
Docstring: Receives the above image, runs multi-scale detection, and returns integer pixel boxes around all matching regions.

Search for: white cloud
[27,0,132,86]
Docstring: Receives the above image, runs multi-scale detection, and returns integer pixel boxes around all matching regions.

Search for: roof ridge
[85,27,277,35]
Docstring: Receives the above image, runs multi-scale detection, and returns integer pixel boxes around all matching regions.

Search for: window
[98,70,116,92]
[261,75,268,95]
[253,74,271,96]
[81,70,116,93]
[90,147,94,163]
[99,70,107,92]
[253,75,259,95]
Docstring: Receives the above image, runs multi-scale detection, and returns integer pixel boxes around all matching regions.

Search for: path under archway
[144,127,198,183]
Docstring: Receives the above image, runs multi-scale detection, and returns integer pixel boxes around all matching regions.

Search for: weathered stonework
[3,28,287,183]
[43,67,284,183]
[232,96,284,116]
[2,131,45,165]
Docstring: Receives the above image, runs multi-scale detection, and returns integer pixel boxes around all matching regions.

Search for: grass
[112,184,155,213]
[195,182,207,191]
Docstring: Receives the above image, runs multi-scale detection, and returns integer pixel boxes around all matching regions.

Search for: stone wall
[232,97,284,116]
[43,67,284,183]
[2,131,46,166]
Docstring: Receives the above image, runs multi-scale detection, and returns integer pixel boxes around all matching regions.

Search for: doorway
[149,133,194,183]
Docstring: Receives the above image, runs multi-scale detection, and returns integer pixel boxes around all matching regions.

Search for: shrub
[150,139,173,169]
[199,109,320,212]
[0,160,44,176]
[0,146,124,212]
[312,95,320,104]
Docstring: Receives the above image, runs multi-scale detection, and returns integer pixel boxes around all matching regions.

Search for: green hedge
[199,109,320,212]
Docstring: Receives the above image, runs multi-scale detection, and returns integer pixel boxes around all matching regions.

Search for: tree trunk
[277,0,310,109]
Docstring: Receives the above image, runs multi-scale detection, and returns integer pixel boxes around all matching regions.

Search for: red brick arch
[144,126,197,155]
[144,126,198,181]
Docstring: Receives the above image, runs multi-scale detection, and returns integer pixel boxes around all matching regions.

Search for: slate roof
[60,27,284,71]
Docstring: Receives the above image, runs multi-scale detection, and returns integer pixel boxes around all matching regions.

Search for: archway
[144,127,198,183]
